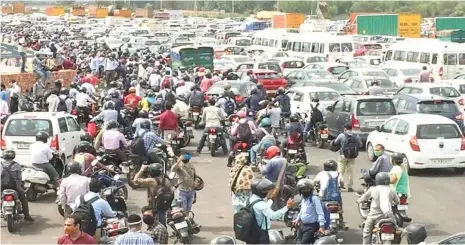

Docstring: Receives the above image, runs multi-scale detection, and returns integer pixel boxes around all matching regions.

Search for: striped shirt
[114,230,154,245]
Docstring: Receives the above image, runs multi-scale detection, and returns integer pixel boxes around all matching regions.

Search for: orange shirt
[124,94,142,109]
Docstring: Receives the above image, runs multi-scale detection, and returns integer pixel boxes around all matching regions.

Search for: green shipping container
[435,17,465,32]
[357,14,399,36]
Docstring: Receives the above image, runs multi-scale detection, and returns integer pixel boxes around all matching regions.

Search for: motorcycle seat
[128,154,149,162]
[24,166,47,172]
[325,201,340,206]
[2,189,18,197]
[376,219,396,227]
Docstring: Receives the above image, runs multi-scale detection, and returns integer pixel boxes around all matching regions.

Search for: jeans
[32,162,59,184]
[157,208,168,227]
[20,52,26,72]
[178,190,195,211]
[34,68,50,85]
[303,121,313,139]
[299,222,319,244]
[250,144,260,163]
[197,127,228,154]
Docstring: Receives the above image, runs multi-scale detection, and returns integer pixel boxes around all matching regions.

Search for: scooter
[1,189,24,233]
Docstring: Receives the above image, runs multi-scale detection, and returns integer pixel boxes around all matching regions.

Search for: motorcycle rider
[246,88,262,115]
[158,103,179,141]
[210,236,236,245]
[173,97,190,122]
[403,223,427,245]
[132,111,152,133]
[256,83,267,99]
[363,144,393,188]
[357,172,400,245]
[293,179,326,244]
[135,120,167,164]
[0,149,34,222]
[58,162,90,216]
[215,91,236,116]
[175,80,190,98]
[188,85,204,109]
[281,114,306,160]
[249,178,295,244]
[89,101,118,124]
[29,131,60,187]
[196,98,228,155]
[223,83,236,103]
[124,87,142,111]
[259,146,287,210]
[303,97,325,141]
[73,134,97,156]
[274,87,291,118]
[250,118,276,165]
[76,87,95,123]
[230,111,256,160]
[102,120,128,163]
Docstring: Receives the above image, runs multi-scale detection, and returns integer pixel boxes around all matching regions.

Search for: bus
[170,46,214,70]
[251,29,297,52]
[284,34,354,62]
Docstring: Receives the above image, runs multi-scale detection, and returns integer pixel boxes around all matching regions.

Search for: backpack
[223,98,235,115]
[190,91,203,106]
[57,97,68,112]
[72,195,100,236]
[164,90,176,106]
[310,103,324,123]
[0,162,13,189]
[280,95,291,112]
[342,133,359,159]
[233,199,264,244]
[323,172,341,202]
[237,121,252,141]
[130,131,148,155]
[152,177,174,210]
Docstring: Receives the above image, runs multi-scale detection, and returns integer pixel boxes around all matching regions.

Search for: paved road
[1,42,34,59]
[1,129,464,244]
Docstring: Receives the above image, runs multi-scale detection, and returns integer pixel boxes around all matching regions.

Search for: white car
[366,114,465,173]
[442,79,465,95]
[1,111,84,168]
[338,67,389,81]
[287,86,341,116]
[353,56,383,67]
[219,55,253,68]
[395,83,465,110]
[382,64,424,87]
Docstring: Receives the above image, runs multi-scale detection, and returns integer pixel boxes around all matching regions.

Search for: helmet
[404,223,427,244]
[67,161,82,175]
[290,114,299,122]
[210,235,236,245]
[148,163,163,177]
[224,83,231,90]
[139,111,149,118]
[80,87,87,93]
[323,159,338,171]
[104,101,115,110]
[314,236,338,245]
[250,178,275,198]
[277,87,285,95]
[146,90,154,97]
[80,133,93,143]
[106,120,118,130]
[237,111,246,118]
[129,87,136,93]
[140,120,151,130]
[36,131,50,143]
[2,149,16,160]
[265,146,280,159]
[296,179,314,194]
[111,91,119,98]
[259,118,272,127]
[375,172,390,186]
[268,229,285,244]
[391,152,404,164]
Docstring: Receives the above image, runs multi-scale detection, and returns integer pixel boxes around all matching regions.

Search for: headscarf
[228,155,254,193]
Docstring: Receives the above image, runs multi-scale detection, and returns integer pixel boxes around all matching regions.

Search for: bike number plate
[186,127,193,130]
[330,213,339,219]
[122,166,130,174]
[397,205,408,211]
[381,234,394,241]
[24,182,31,188]
[2,201,14,207]
[174,221,188,229]
[209,135,217,139]
[193,112,199,116]
[320,134,328,139]
[288,149,297,154]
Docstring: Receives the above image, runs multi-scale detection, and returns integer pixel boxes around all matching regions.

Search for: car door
[66,116,83,150]
[390,119,410,154]
[327,100,343,137]
[57,117,70,158]
[291,92,304,114]
[338,70,352,80]
[349,79,362,94]
[377,118,398,152]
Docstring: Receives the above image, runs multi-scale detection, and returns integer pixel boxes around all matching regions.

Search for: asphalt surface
[1,128,465,244]
[0,42,34,59]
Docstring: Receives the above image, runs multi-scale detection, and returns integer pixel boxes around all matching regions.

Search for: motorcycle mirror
[113,174,120,180]
[168,171,176,180]
[91,159,99,166]
[360,168,367,174]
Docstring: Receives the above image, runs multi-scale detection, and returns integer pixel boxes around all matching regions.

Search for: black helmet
[80,87,87,93]
[140,120,151,130]
[250,178,275,198]
[314,236,338,245]
[36,131,50,143]
[296,179,314,194]
[404,223,427,244]
[80,133,93,143]
[104,101,115,110]
[375,172,390,186]
[210,235,236,245]
[110,81,117,88]
[148,163,163,177]
[391,152,403,164]
[290,114,299,122]
[106,120,118,130]
[77,141,93,154]
[68,161,82,175]
[2,149,16,160]
[139,111,148,118]
[111,91,119,98]
[323,159,338,171]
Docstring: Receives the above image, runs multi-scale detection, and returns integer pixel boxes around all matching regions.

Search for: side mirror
[375,126,381,131]
[360,168,368,174]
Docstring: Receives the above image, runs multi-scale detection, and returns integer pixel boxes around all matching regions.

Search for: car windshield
[417,101,459,114]
[307,72,335,79]
[309,92,341,101]
[232,56,251,63]
[235,39,251,46]
[429,87,461,98]
[357,100,396,116]
[366,78,396,88]
[417,124,461,139]
[370,59,382,65]
[255,73,281,79]
[4,119,53,136]
[401,68,421,76]
[308,57,327,63]
[283,61,304,68]
[316,83,354,93]
[258,63,281,72]
[330,66,349,75]
[362,71,388,78]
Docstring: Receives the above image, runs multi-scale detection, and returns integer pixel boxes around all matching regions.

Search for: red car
[241,69,287,96]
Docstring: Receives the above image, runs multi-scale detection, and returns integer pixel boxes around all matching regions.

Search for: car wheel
[367,143,377,162]
[404,155,415,175]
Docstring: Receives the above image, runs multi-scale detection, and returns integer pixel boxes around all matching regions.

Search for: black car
[392,94,464,131]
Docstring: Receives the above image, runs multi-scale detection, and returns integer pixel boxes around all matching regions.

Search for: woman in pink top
[200,73,214,93]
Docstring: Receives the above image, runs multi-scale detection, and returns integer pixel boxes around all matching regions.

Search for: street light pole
[232,0,234,14]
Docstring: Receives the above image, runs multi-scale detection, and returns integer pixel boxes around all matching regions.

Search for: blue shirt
[73,192,116,227]
[285,122,304,135]
[114,230,155,245]
[297,195,326,226]
[249,194,288,230]
[0,91,8,101]
[261,157,286,186]
[135,129,165,153]
[334,131,363,155]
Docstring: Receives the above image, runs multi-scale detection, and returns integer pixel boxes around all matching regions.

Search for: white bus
[383,39,465,80]
[284,34,354,62]
[251,29,298,52]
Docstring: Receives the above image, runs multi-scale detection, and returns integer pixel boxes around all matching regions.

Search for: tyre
[120,185,129,200]
[127,165,142,189]
[316,135,325,148]
[181,237,191,244]
[7,214,14,233]
[181,130,190,147]
[26,187,38,202]
[367,143,377,162]
[210,143,216,157]
[358,201,369,219]
[453,168,465,174]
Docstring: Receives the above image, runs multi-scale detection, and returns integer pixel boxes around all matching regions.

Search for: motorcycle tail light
[209,128,216,133]
[327,205,340,212]
[399,197,407,205]
[71,109,78,115]
[241,143,248,149]
[320,129,328,134]
[380,224,394,234]
[3,195,14,201]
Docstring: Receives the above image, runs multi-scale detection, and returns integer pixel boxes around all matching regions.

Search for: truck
[435,17,465,32]
[272,13,305,29]
[357,14,398,36]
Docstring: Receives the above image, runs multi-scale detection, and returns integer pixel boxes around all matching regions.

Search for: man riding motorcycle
[246,88,262,115]
[123,87,142,112]
[135,121,167,168]
[303,97,325,141]
[362,144,393,187]
[73,134,97,156]
[250,118,276,166]
[281,114,306,161]
[90,101,118,125]
[357,172,400,245]
[140,90,156,112]
[274,87,291,118]
[102,120,128,163]
[196,98,228,155]
[76,87,95,123]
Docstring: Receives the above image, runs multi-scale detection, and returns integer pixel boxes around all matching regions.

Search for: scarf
[228,156,254,193]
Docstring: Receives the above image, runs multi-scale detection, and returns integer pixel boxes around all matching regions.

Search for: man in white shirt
[46,90,60,112]
[18,37,27,73]
[9,80,21,97]
[175,81,190,98]
[0,96,8,116]
[173,99,189,120]
[81,79,96,97]
[149,70,162,90]
[58,162,90,216]
[76,88,96,121]
[138,63,149,81]
[104,54,119,86]
[29,131,59,186]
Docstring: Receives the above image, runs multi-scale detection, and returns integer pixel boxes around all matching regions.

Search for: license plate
[209,135,217,139]
[239,152,249,157]
[186,127,193,130]
[174,221,188,229]
[24,182,31,188]
[320,134,328,139]
[122,166,130,174]
[431,159,452,164]
[193,112,199,116]
[330,213,339,219]
[288,149,297,154]
[2,201,14,207]
[17,143,31,149]
[367,121,382,127]
[397,205,408,210]
[381,234,394,241]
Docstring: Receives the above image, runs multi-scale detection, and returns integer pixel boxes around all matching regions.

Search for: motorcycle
[356,168,376,219]
[100,212,128,239]
[190,106,202,129]
[370,219,402,245]
[180,119,195,140]
[1,189,23,233]
[91,162,128,200]
[167,201,201,244]
[284,133,307,163]
[393,194,411,227]
[314,182,347,233]
[205,127,227,157]
[227,141,251,167]
[310,122,329,148]
[102,185,128,215]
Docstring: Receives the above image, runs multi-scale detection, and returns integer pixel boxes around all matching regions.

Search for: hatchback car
[304,62,349,75]
[338,68,389,81]
[205,80,256,105]
[382,64,423,87]
[287,86,341,115]
[353,56,383,67]
[343,76,399,95]
[1,111,84,167]
[395,83,465,109]
[326,96,397,143]
[366,114,465,173]
[285,69,336,86]
[239,69,287,96]
[235,61,281,73]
